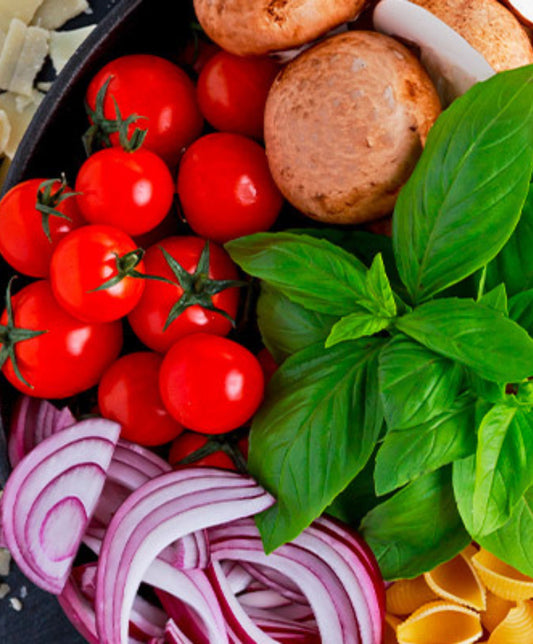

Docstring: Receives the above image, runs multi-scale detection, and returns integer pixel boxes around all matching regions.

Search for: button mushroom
[192,0,368,56]
[264,30,441,225]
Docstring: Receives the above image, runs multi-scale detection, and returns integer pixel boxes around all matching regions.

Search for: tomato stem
[176,428,249,473]
[35,175,80,242]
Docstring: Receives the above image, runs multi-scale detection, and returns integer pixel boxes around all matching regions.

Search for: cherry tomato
[0,280,122,398]
[86,54,204,166]
[159,333,264,434]
[50,225,146,323]
[98,351,183,446]
[178,37,220,75]
[197,51,280,139]
[75,147,174,236]
[0,178,85,278]
[257,347,279,384]
[177,133,283,243]
[168,432,237,470]
[128,236,240,353]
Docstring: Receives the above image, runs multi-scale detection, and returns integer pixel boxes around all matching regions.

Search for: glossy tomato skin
[98,351,183,446]
[197,51,280,139]
[75,147,174,236]
[0,178,85,278]
[159,334,265,434]
[177,133,284,244]
[86,54,204,166]
[0,280,123,398]
[168,432,237,470]
[128,236,240,353]
[50,225,146,323]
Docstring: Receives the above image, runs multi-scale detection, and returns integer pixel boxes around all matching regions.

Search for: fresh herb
[226,65,533,578]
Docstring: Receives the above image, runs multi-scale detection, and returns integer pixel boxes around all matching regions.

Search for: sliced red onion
[224,562,255,595]
[165,618,195,644]
[95,469,274,644]
[172,528,210,570]
[239,561,307,604]
[8,396,75,467]
[59,574,100,644]
[1,418,120,593]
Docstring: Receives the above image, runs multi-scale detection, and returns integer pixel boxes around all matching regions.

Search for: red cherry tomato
[0,178,85,278]
[98,351,183,446]
[128,236,240,353]
[86,54,204,166]
[75,147,174,236]
[0,280,122,398]
[177,133,283,243]
[197,51,280,139]
[50,225,146,323]
[159,333,264,434]
[178,38,220,75]
[168,432,237,470]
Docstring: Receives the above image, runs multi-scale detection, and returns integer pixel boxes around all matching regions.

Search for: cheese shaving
[49,24,95,75]
[0,19,27,91]
[32,0,89,31]
[0,90,44,158]
[9,25,49,96]
[0,0,44,33]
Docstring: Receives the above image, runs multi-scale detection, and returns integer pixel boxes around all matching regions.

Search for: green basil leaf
[396,298,533,383]
[485,185,533,296]
[393,66,533,304]
[479,486,533,577]
[327,451,387,527]
[374,396,476,495]
[251,337,385,552]
[361,467,470,580]
[473,405,533,536]
[226,232,368,316]
[365,254,397,318]
[452,454,477,537]
[257,284,338,362]
[466,370,506,405]
[378,334,464,429]
[326,312,390,347]
[479,283,508,315]
[509,288,533,335]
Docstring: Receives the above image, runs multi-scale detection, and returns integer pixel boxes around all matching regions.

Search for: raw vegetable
[85,54,204,166]
[0,176,85,278]
[159,333,265,434]
[226,64,533,578]
[176,132,284,243]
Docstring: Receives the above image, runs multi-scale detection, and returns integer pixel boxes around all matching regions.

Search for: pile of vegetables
[0,0,532,642]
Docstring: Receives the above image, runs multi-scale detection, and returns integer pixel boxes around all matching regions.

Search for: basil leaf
[479,283,508,315]
[485,185,533,296]
[393,66,533,304]
[365,254,397,318]
[509,288,533,335]
[226,232,368,316]
[326,312,390,347]
[378,334,464,429]
[466,370,506,405]
[257,284,338,362]
[452,454,477,536]
[479,487,533,577]
[374,396,476,495]
[396,298,533,383]
[473,405,533,536]
[251,337,385,552]
[361,467,470,580]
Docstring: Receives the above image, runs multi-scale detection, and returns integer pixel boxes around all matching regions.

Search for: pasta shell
[480,590,513,633]
[387,576,438,615]
[488,601,533,643]
[424,551,486,611]
[472,549,533,601]
[384,613,401,644]
[396,600,483,644]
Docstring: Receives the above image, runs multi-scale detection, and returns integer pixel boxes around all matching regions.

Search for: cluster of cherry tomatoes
[0,42,284,469]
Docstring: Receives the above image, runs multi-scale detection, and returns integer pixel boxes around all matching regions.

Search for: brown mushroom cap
[264,30,441,225]
[193,0,367,56]
[408,0,533,72]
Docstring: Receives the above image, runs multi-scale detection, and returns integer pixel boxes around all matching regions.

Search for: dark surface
[0,0,193,641]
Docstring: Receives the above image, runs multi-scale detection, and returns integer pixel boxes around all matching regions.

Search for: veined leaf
[378,334,464,429]
[394,65,533,303]
[509,288,533,335]
[478,283,508,315]
[361,467,470,580]
[396,298,533,383]
[374,396,476,495]
[250,337,385,552]
[326,311,390,347]
[257,284,338,362]
[473,405,533,536]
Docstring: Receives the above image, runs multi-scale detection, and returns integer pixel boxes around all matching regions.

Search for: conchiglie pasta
[387,576,438,615]
[396,601,483,644]
[488,601,533,643]
[424,551,486,611]
[472,549,533,602]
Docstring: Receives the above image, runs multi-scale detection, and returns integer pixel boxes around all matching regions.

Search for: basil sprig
[226,65,533,579]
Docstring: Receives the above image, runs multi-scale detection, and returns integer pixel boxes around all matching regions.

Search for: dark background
[0,0,192,641]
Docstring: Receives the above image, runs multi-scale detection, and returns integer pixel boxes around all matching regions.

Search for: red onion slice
[165,618,195,644]
[95,468,274,644]
[59,574,100,644]
[173,529,210,570]
[8,396,75,467]
[1,418,120,593]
